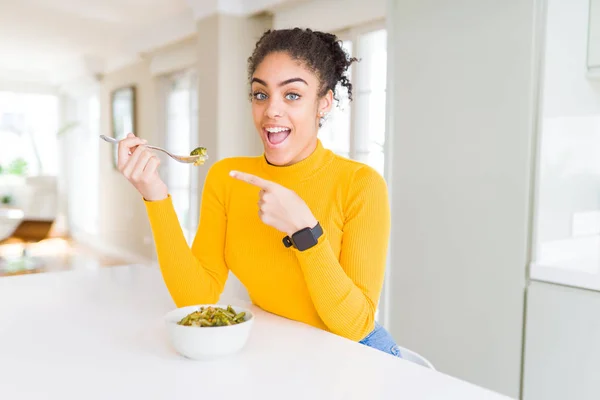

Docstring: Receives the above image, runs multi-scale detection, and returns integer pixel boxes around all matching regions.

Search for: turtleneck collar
[260,139,334,185]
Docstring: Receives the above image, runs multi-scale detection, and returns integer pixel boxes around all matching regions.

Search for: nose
[265,98,284,119]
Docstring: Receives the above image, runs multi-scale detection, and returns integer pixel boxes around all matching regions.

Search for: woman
[117,28,401,357]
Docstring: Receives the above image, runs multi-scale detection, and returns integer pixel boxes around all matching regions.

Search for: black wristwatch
[283,222,323,251]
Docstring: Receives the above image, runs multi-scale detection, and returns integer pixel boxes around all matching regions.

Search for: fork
[99,135,208,164]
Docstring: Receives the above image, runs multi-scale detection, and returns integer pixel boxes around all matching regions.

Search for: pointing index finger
[229,170,275,190]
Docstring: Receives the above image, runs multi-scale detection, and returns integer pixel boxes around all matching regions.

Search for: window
[354,28,387,176]
[0,92,59,177]
[161,70,199,245]
[320,23,389,323]
[60,92,100,236]
[319,40,353,159]
[319,24,387,176]
[530,0,600,291]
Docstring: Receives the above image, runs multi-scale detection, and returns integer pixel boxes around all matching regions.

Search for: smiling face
[250,52,332,166]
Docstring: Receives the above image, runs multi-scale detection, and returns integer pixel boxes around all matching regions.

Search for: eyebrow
[251,77,308,87]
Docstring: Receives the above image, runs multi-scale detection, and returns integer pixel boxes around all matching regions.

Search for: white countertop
[0,265,512,400]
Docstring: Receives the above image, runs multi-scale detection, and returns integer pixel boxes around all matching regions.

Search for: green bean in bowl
[164,304,254,360]
[178,305,246,327]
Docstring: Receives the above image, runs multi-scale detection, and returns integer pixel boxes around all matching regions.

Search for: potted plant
[0,158,28,207]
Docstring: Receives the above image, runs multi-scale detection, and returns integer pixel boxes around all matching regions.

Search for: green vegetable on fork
[178,305,246,327]
[190,147,208,166]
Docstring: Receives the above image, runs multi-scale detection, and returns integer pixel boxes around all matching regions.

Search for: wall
[217,14,269,159]
[195,13,267,172]
[524,1,600,399]
[542,0,600,118]
[535,0,600,244]
[386,0,538,397]
[590,0,600,69]
[273,0,384,31]
[146,36,197,77]
[98,61,158,262]
[195,14,220,193]
[58,86,100,238]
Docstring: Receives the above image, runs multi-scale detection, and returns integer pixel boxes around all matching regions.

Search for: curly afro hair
[247,28,358,105]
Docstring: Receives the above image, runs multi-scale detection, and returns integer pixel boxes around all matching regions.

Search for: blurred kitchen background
[1,0,600,399]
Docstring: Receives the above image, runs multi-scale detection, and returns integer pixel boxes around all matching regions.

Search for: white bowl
[164,304,254,360]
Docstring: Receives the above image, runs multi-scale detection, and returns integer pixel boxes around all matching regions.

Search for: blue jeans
[359,322,402,358]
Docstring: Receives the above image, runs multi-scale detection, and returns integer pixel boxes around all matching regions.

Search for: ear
[317,89,334,117]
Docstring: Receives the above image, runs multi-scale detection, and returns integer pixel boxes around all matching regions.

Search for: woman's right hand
[117,133,169,201]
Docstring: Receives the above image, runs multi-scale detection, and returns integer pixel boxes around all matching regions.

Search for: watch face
[292,228,317,251]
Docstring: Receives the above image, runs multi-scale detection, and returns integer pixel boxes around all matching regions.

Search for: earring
[319,111,326,117]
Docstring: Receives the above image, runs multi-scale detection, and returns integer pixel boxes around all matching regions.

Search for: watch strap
[282,222,322,249]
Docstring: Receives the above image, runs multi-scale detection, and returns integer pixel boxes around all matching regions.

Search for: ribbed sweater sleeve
[144,163,229,306]
[294,166,391,341]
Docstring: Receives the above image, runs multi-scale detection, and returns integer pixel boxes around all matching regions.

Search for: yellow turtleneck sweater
[144,140,390,341]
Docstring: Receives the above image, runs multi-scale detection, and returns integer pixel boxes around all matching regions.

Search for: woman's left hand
[230,170,318,237]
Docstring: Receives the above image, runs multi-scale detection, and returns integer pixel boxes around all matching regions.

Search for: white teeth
[265,127,290,133]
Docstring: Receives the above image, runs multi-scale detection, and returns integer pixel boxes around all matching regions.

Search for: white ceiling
[0,0,302,87]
